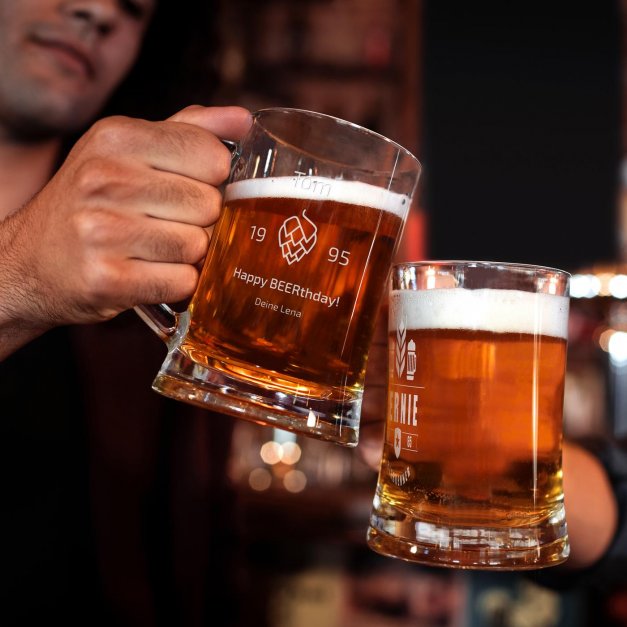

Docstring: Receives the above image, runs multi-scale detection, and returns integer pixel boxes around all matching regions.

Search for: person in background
[0,1,251,624]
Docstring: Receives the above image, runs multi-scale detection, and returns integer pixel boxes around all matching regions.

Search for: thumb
[168,105,252,141]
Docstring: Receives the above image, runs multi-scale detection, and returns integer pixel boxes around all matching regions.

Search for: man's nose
[60,0,122,37]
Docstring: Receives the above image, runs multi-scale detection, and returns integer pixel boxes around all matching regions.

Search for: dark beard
[0,106,90,144]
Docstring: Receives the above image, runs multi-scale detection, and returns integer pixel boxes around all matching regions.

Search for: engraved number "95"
[328,247,350,266]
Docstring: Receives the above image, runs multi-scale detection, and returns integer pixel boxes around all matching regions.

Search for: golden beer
[368,271,571,569]
[180,176,406,437]
[382,329,566,525]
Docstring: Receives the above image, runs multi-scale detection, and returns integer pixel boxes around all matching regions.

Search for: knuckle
[204,186,223,218]
[167,266,199,301]
[178,104,205,116]
[189,230,210,263]
[168,105,203,122]
[183,182,206,207]
[72,208,120,245]
[81,258,120,304]
[150,225,208,264]
[140,272,192,305]
[160,178,205,209]
[72,156,123,196]
[149,233,180,261]
[186,185,222,224]
[87,115,135,149]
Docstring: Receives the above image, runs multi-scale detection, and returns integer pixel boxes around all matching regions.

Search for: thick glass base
[367,492,570,570]
[152,347,361,447]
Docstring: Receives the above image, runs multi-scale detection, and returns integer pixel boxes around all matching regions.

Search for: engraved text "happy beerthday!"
[232,267,340,308]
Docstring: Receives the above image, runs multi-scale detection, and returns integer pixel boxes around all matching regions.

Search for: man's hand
[0,105,252,358]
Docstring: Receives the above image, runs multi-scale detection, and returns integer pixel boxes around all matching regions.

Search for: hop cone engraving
[278,210,318,265]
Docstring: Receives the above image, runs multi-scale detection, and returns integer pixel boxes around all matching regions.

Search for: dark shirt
[531,442,627,593]
[584,443,627,585]
[0,312,238,626]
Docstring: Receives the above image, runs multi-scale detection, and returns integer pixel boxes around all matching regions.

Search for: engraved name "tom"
[293,171,332,197]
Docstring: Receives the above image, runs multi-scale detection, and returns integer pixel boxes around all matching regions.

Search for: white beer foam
[225,176,409,218]
[389,288,569,339]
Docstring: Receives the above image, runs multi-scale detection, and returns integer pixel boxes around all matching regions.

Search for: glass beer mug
[367,261,571,569]
[137,108,421,446]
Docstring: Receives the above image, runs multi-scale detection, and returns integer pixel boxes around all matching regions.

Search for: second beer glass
[367,261,571,569]
[139,109,421,446]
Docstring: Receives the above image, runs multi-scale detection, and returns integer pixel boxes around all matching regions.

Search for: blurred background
[180,1,626,626]
[84,1,627,626]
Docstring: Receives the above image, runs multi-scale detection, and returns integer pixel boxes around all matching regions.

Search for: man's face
[0,0,155,139]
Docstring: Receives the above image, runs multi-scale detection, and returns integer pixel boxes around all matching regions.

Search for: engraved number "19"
[250,226,266,242]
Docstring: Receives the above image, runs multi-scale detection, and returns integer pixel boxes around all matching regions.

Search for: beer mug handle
[135,303,178,342]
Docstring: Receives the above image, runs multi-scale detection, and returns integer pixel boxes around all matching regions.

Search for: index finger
[168,105,253,142]
[147,106,252,183]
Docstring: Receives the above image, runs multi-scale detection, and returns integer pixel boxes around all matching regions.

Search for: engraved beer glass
[138,109,421,446]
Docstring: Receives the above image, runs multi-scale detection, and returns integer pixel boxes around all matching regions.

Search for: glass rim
[253,107,421,171]
[393,259,571,279]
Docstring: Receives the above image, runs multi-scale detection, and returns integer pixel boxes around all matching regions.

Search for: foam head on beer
[225,176,410,219]
[389,287,569,338]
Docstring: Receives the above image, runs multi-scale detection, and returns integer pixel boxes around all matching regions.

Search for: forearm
[0,211,50,360]
[562,440,619,569]
[0,319,48,361]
